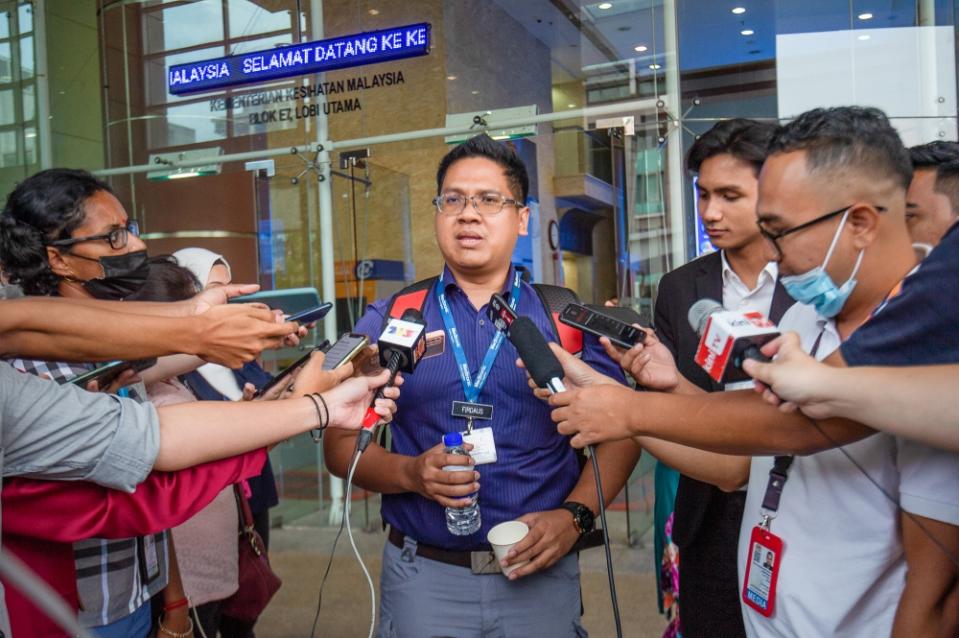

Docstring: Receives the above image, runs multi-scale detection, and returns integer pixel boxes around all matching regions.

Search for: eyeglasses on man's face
[48,219,141,251]
[756,204,885,260]
[433,192,523,217]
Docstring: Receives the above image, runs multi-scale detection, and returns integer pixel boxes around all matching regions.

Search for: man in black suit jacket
[651,119,794,637]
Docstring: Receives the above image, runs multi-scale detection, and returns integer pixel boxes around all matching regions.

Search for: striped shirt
[353,266,625,551]
[11,358,170,627]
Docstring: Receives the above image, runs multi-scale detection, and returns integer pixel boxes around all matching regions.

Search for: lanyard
[436,270,521,404]
[758,327,827,528]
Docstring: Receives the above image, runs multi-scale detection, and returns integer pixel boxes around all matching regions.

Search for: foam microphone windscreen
[401,308,424,323]
[687,298,724,337]
[508,316,564,388]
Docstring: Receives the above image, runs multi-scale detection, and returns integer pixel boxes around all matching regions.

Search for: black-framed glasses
[433,192,522,217]
[757,205,886,259]
[48,220,140,251]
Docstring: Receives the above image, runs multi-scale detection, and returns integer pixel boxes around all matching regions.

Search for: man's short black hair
[932,159,959,216]
[686,118,777,175]
[767,106,912,191]
[436,133,529,203]
[909,141,959,169]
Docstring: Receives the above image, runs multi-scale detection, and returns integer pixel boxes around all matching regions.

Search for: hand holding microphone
[357,309,427,450]
[688,298,779,383]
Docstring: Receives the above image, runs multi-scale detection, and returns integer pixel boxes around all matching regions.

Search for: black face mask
[78,250,150,300]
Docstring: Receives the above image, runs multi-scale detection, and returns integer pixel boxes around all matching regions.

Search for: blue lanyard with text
[436,270,521,404]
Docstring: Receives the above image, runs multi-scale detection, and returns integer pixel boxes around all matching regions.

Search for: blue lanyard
[436,270,522,404]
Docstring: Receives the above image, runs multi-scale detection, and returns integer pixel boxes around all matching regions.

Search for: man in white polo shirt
[547,106,959,637]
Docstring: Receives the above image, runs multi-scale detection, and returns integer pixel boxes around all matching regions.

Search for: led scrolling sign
[168,22,431,95]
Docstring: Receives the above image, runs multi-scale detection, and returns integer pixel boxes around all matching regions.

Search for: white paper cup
[487,520,530,576]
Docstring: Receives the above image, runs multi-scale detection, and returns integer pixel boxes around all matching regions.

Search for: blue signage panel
[168,22,431,95]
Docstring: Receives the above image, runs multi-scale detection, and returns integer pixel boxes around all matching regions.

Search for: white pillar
[308,0,345,527]
[663,0,686,269]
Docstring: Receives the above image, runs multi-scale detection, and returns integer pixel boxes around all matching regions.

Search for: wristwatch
[561,502,596,536]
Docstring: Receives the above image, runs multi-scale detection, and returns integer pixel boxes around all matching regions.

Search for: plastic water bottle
[443,431,481,536]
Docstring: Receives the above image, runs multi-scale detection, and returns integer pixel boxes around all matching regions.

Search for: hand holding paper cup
[487,520,530,577]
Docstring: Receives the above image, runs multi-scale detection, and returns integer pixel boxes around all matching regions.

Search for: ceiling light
[446,75,457,80]
[858,12,873,20]
[740,28,754,35]
[634,44,648,52]
[568,103,576,108]
[732,7,746,14]
[858,34,871,40]
[598,2,613,9]
[649,63,661,70]
[471,90,480,95]
[368,8,379,15]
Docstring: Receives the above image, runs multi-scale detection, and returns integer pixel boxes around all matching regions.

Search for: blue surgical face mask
[780,209,865,318]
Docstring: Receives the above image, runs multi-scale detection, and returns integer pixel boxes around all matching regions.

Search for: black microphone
[358,308,427,451]
[507,316,567,395]
[687,298,778,383]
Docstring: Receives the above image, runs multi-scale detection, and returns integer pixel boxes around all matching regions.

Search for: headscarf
[172,247,232,289]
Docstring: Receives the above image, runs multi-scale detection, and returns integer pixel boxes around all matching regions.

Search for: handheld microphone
[688,299,778,384]
[358,309,427,450]
[507,316,567,395]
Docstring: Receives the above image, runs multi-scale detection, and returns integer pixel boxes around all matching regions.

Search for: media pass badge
[742,525,784,617]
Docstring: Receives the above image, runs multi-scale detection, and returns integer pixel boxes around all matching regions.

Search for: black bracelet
[306,394,326,442]
[315,392,330,429]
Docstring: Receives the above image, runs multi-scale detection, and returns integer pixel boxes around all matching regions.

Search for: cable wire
[310,451,352,638]
[587,444,624,638]
[803,415,959,569]
[345,448,377,638]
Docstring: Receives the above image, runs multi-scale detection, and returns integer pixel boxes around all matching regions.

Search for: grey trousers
[377,535,588,638]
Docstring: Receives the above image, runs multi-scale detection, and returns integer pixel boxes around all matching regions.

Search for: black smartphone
[559,303,645,350]
[70,358,158,388]
[286,302,333,325]
[321,333,370,370]
[487,293,518,333]
[253,340,330,399]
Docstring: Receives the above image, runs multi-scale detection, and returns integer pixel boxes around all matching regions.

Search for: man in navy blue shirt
[324,134,640,637]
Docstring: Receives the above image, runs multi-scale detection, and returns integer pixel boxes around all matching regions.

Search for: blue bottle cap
[443,431,463,447]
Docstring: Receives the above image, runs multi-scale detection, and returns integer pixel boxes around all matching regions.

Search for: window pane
[18,33,31,77]
[17,1,30,34]
[0,9,10,39]
[0,129,17,166]
[0,89,15,125]
[0,41,11,82]
[21,81,33,120]
[228,1,292,40]
[23,124,34,163]
[152,1,224,52]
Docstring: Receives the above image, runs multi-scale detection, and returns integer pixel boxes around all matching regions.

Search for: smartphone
[559,303,645,350]
[487,293,518,333]
[286,302,334,325]
[253,340,330,399]
[70,358,157,388]
[321,333,370,370]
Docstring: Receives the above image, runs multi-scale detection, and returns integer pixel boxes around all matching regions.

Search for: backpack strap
[531,283,583,356]
[381,276,438,333]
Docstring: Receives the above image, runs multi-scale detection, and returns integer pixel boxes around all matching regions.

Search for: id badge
[139,535,161,584]
[462,427,497,465]
[742,525,784,617]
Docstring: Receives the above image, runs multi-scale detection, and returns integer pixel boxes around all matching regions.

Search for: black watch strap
[561,501,595,535]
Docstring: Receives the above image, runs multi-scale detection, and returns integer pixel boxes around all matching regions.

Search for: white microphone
[687,299,778,384]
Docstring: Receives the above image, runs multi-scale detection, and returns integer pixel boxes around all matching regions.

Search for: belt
[387,527,499,573]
